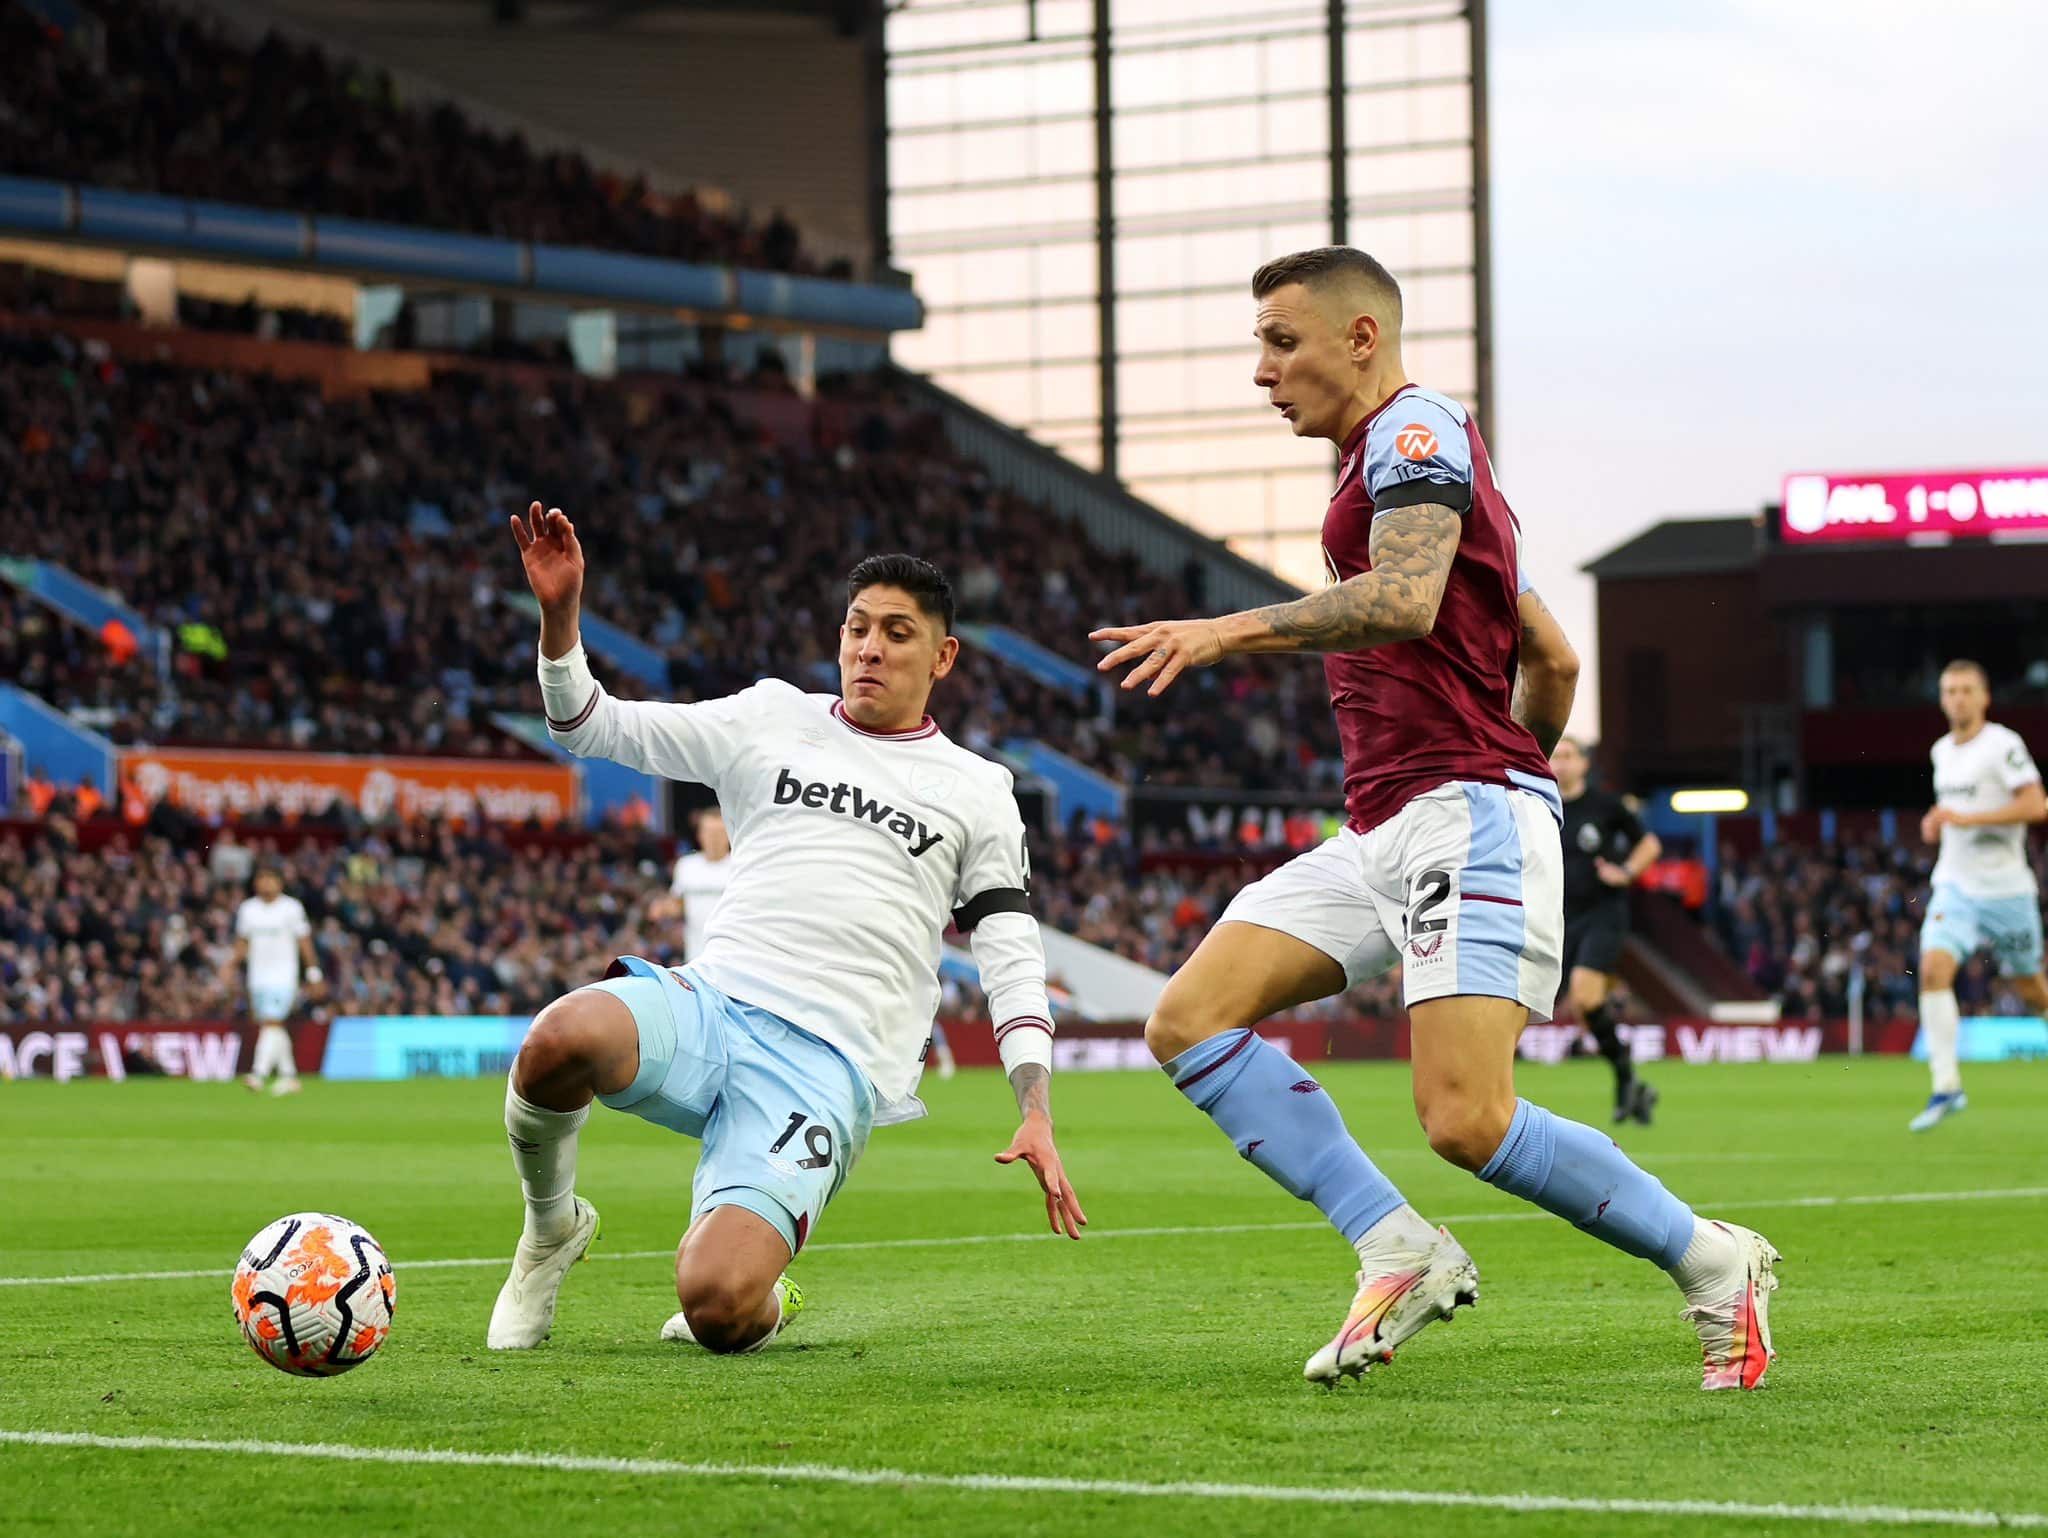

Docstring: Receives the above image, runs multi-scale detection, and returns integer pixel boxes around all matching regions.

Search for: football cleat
[660,1274,806,1353]
[487,1197,600,1349]
[1630,1080,1660,1126]
[1680,1222,1779,1391]
[1304,1226,1478,1384]
[1908,1091,1967,1132]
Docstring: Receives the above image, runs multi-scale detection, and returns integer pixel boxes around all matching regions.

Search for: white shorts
[249,982,299,1024]
[1218,780,1564,1019]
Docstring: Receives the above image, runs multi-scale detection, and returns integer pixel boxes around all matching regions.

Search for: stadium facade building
[1588,468,2048,809]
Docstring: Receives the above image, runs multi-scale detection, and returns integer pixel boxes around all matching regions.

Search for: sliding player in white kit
[490,503,1086,1355]
[231,866,321,1096]
[1912,659,2048,1131]
[669,806,733,962]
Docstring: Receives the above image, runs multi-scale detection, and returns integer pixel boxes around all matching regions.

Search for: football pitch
[3,1057,2045,1537]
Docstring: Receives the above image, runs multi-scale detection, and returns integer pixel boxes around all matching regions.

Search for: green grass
[3,1058,2046,1537]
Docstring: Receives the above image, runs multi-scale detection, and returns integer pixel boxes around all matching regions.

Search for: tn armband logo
[1395,424,1440,460]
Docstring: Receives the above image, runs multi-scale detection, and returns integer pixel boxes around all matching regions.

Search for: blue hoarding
[1911,1016,2048,1064]
[323,1016,533,1080]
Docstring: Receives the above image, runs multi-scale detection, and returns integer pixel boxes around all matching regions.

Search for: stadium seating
[0,322,1340,786]
[0,0,825,274]
[1710,833,2048,1022]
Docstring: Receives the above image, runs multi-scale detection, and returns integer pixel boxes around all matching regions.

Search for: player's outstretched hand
[1089,618,1225,697]
[510,501,585,613]
[995,1115,1089,1240]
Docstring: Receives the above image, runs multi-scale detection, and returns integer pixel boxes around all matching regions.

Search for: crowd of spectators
[0,816,1412,1028]
[0,819,680,1025]
[1711,833,2048,1021]
[1,325,1341,785]
[1,0,830,275]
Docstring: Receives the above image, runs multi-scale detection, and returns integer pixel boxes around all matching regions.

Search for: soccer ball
[231,1212,396,1376]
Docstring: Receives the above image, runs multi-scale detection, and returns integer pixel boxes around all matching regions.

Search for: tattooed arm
[1511,586,1579,755]
[1091,504,1464,696]
[1008,1062,1051,1120]
[994,1062,1087,1239]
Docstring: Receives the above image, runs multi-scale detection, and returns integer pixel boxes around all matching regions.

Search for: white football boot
[1304,1225,1479,1384]
[660,1275,806,1354]
[1908,1091,1967,1132]
[1680,1221,1780,1391]
[487,1197,600,1349]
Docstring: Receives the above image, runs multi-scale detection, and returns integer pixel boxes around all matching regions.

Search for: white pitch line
[5,1185,2045,1291]
[0,1430,2040,1530]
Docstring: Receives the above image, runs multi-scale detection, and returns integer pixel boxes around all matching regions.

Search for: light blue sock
[1478,1098,1696,1268]
[1165,1028,1404,1244]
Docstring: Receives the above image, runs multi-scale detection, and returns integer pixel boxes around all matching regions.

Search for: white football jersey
[235,895,310,987]
[1930,722,2042,899]
[669,849,734,960]
[540,645,1053,1122]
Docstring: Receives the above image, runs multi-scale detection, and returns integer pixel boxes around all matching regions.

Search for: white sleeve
[670,856,690,896]
[538,643,760,787]
[233,901,253,939]
[954,774,1052,1076]
[971,912,1053,1077]
[1997,730,2041,791]
[290,899,311,939]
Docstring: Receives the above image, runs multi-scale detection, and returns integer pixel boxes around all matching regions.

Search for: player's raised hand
[995,1117,1089,1240]
[510,501,585,613]
[1090,618,1226,697]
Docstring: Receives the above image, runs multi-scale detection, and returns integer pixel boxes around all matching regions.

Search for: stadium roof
[1583,515,1762,580]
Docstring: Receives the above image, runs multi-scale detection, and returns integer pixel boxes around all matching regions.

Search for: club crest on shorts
[1408,934,1445,962]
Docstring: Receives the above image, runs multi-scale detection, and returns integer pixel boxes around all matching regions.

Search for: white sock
[1920,989,1962,1096]
[1668,1218,1741,1297]
[252,1025,292,1080]
[505,1083,588,1244]
[734,1279,789,1356]
[1353,1203,1439,1269]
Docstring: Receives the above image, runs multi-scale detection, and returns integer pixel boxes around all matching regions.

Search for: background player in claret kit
[229,866,321,1097]
[1092,247,1780,1392]
[669,806,734,963]
[490,503,1085,1357]
[1911,659,2048,1132]
[1550,736,1663,1125]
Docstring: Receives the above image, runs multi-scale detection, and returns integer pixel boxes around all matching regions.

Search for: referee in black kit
[1551,737,1663,1124]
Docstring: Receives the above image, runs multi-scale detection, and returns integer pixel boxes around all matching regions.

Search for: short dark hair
[1251,246,1403,320]
[846,554,954,634]
[1942,658,1990,687]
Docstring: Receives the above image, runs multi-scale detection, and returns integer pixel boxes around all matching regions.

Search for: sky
[1485,0,2048,735]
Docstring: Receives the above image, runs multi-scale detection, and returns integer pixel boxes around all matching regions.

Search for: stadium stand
[1711,832,2048,1023]
[0,0,826,273]
[0,321,1339,786]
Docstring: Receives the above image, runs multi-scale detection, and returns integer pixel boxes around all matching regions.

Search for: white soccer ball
[231,1212,396,1376]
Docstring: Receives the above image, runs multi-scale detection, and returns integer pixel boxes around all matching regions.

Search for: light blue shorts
[1920,884,2045,977]
[587,956,874,1255]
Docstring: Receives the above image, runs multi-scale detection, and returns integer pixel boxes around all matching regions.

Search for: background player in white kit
[1912,659,2048,1131]
[492,503,1085,1356]
[669,806,733,961]
[228,866,321,1096]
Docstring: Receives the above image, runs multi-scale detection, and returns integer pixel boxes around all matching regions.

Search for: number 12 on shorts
[769,1111,834,1171]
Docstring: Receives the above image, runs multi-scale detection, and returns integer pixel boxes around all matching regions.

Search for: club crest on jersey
[1395,423,1440,461]
[910,764,958,803]
[774,768,944,858]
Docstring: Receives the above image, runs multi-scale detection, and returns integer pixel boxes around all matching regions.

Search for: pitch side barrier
[9,1014,2032,1084]
[0,174,922,335]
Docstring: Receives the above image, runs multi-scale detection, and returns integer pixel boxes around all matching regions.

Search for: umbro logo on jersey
[775,768,944,858]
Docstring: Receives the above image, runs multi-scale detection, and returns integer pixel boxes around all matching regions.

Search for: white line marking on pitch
[5,1185,2045,1290]
[0,1430,2040,1530]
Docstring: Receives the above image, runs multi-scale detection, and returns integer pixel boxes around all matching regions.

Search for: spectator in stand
[1712,832,2048,1024]
[0,0,828,275]
[0,326,1342,787]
